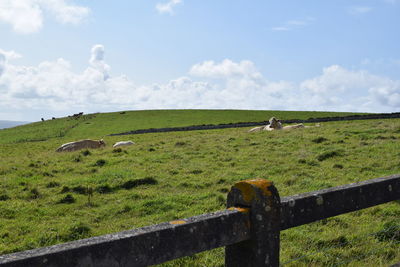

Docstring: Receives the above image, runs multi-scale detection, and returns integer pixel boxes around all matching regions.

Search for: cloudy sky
[1,0,400,121]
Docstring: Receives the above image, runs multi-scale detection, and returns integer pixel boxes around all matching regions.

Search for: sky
[0,0,400,121]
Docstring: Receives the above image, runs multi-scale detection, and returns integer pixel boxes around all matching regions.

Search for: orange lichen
[169,220,187,225]
[234,179,273,203]
[228,207,250,213]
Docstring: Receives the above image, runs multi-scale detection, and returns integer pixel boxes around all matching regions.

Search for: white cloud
[300,65,376,94]
[89,45,110,80]
[156,0,182,15]
[0,49,22,60]
[0,53,5,77]
[300,65,400,110]
[189,59,262,80]
[0,0,43,34]
[0,49,22,78]
[0,0,90,34]
[0,46,400,121]
[40,0,90,24]
[370,84,400,107]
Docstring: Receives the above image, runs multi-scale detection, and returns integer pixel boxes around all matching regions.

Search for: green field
[0,109,399,266]
[0,109,363,144]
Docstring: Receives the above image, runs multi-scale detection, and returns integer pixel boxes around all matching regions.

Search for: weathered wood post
[226,179,281,267]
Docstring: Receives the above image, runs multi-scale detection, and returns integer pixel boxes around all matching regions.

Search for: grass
[0,110,399,266]
[0,109,363,144]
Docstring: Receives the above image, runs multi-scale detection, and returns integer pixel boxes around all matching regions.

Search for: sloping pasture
[0,118,399,266]
[0,109,361,144]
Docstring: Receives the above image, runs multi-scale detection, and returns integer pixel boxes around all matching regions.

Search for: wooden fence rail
[0,174,399,267]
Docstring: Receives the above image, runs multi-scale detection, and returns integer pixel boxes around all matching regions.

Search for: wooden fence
[0,174,399,266]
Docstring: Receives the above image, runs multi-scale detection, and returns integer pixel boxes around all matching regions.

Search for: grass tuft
[60,186,70,193]
[190,169,203,175]
[333,164,344,169]
[175,141,186,147]
[63,223,91,241]
[58,194,75,204]
[317,150,341,161]
[73,155,82,162]
[46,181,60,188]
[315,235,350,249]
[312,136,329,143]
[94,159,106,167]
[72,185,87,195]
[29,188,41,199]
[120,177,158,190]
[42,172,54,177]
[216,179,226,184]
[307,160,320,166]
[96,184,113,194]
[217,188,229,193]
[0,194,10,201]
[375,220,400,242]
[112,148,122,153]
[81,150,91,156]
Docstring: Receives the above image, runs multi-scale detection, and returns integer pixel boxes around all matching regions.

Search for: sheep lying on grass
[56,139,106,152]
[113,140,135,148]
[249,117,320,132]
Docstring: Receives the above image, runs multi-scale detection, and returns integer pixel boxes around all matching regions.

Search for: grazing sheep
[56,139,106,152]
[113,141,135,148]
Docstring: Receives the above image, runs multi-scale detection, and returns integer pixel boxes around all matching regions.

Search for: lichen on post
[225,179,281,267]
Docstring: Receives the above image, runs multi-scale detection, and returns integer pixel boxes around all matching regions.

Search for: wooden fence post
[225,179,281,267]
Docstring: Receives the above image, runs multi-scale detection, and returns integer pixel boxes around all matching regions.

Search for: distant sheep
[282,124,304,130]
[282,123,321,130]
[113,140,135,148]
[263,117,283,131]
[248,117,320,132]
[56,139,106,152]
[248,117,282,132]
[248,126,265,133]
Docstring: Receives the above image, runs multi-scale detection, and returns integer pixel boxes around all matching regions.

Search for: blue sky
[0,0,400,121]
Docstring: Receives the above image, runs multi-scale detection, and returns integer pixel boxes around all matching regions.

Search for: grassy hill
[0,109,399,266]
[0,109,363,144]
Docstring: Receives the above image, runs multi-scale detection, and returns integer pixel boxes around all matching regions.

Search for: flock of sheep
[55,117,320,152]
